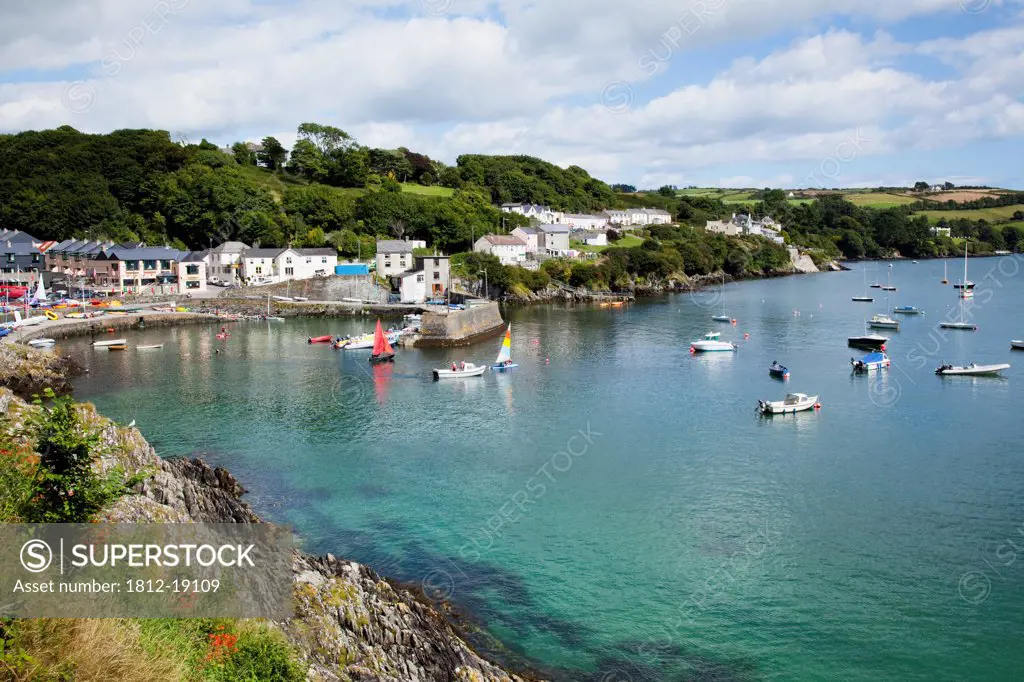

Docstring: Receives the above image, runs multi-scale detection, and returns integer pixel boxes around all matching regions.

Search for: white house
[375,239,417,277]
[931,226,952,238]
[178,252,208,293]
[560,213,608,231]
[288,248,338,279]
[501,203,561,224]
[474,235,528,265]
[239,248,288,283]
[537,224,571,254]
[399,269,426,304]
[203,241,250,283]
[511,226,541,253]
[602,210,629,225]
[704,213,784,245]
[641,208,673,225]
[578,231,607,247]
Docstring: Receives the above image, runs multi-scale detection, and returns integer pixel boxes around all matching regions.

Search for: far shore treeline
[0,125,1020,296]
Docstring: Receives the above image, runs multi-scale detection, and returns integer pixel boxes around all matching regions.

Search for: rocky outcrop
[0,348,535,682]
[0,343,82,398]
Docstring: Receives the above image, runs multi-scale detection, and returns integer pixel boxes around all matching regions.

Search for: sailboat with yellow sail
[491,324,517,371]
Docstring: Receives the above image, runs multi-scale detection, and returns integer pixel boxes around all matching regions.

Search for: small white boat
[292,296,309,302]
[93,338,128,347]
[939,321,977,331]
[851,351,890,373]
[27,338,56,349]
[344,330,401,349]
[433,362,486,380]
[759,393,819,415]
[265,316,285,322]
[867,314,900,330]
[893,306,923,315]
[272,295,293,302]
[136,344,164,350]
[404,313,423,322]
[711,315,732,322]
[1012,340,1024,350]
[880,285,897,292]
[690,332,737,353]
[852,296,873,302]
[935,363,1010,376]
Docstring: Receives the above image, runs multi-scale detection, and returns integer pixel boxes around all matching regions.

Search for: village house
[931,226,952,238]
[202,241,250,284]
[537,224,571,254]
[704,213,785,245]
[288,248,338,279]
[375,239,426,277]
[602,210,629,226]
[397,254,450,303]
[178,252,208,293]
[1,230,50,273]
[577,230,608,247]
[511,226,541,253]
[239,248,288,283]
[473,235,528,265]
[560,213,608,231]
[91,246,190,293]
[501,202,561,225]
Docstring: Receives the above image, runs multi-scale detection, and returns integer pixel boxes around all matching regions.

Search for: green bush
[204,626,305,682]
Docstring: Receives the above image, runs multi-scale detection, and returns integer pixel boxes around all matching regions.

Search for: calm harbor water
[69,258,1024,681]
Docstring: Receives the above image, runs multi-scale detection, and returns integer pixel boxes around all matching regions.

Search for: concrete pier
[412,302,505,347]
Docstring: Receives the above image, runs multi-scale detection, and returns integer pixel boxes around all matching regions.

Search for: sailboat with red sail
[369,319,395,364]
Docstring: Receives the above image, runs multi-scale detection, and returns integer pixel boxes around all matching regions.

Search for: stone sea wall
[415,302,506,347]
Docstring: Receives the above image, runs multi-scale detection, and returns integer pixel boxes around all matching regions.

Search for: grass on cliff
[1,618,304,681]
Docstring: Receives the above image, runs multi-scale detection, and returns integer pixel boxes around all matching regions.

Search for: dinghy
[491,324,518,371]
[935,363,1010,376]
[433,362,486,380]
[93,338,127,347]
[851,351,890,373]
[137,344,164,350]
[759,393,819,415]
[107,343,128,351]
[1012,340,1024,350]
[893,306,923,315]
[368,320,395,364]
[307,335,333,344]
[27,338,56,349]
[768,361,790,379]
[852,296,873,302]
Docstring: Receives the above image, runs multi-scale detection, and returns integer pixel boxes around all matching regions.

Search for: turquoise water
[69,259,1024,681]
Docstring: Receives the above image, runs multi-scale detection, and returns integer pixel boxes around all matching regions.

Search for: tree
[231,141,255,165]
[913,181,930,192]
[258,136,288,171]
[296,122,355,156]
[287,139,328,181]
[657,185,677,197]
[611,183,637,193]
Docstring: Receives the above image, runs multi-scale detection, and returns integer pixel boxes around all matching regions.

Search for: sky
[1,0,1023,190]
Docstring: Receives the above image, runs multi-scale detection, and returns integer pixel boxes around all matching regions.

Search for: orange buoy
[743,333,750,339]
[545,357,550,364]
[106,327,115,333]
[731,319,737,325]
[814,403,822,409]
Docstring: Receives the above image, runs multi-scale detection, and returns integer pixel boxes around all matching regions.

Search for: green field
[845,192,917,209]
[915,204,1024,224]
[572,234,643,253]
[400,183,454,197]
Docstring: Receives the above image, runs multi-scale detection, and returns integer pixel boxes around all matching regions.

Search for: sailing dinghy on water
[491,325,517,371]
[369,319,395,364]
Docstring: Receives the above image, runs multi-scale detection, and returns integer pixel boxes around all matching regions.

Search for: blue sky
[0,0,1022,189]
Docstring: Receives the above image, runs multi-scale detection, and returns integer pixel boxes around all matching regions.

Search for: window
[321,257,328,264]
[186,265,199,275]
[144,260,157,270]
[305,258,311,264]
[433,272,440,280]
[4,254,12,264]
[160,260,172,270]
[255,266,263,274]
[286,257,292,264]
[285,267,294,276]
[31,254,40,263]
[434,258,439,266]
[125,261,138,271]
[186,280,200,289]
[417,274,424,282]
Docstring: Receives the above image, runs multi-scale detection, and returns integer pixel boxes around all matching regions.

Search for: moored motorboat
[852,296,873,302]
[935,363,1010,376]
[893,306,923,315]
[880,285,897,291]
[1012,340,1024,350]
[768,361,790,379]
[867,314,900,330]
[137,344,164,350]
[851,351,890,373]
[711,315,732,322]
[869,283,882,289]
[307,335,333,344]
[690,332,737,353]
[758,393,820,415]
[433,362,486,380]
[939,321,977,331]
